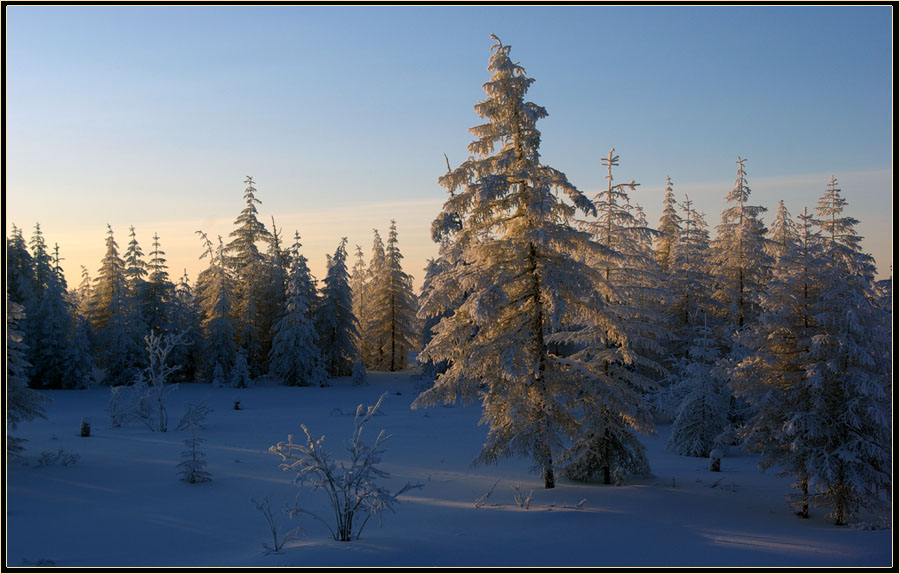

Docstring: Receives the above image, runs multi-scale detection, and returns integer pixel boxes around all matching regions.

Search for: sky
[6,5,894,290]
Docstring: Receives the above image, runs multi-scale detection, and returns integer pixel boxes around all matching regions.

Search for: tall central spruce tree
[226,176,271,375]
[414,35,650,489]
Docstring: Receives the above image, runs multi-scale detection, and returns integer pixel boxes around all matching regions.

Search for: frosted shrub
[252,496,300,553]
[108,331,187,432]
[269,392,422,541]
[512,484,533,509]
[108,374,154,429]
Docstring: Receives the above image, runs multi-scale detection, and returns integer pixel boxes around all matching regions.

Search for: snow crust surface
[4,372,892,567]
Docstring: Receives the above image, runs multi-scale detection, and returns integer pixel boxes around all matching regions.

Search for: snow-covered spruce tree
[226,176,272,376]
[417,252,459,382]
[25,226,91,389]
[667,320,729,457]
[268,234,327,387]
[414,35,657,488]
[92,225,144,386]
[75,265,94,319]
[141,232,174,336]
[366,220,418,371]
[804,177,890,525]
[124,225,148,296]
[287,231,320,319]
[655,176,683,271]
[168,270,202,382]
[350,244,370,358]
[667,196,718,351]
[709,158,772,330]
[361,229,387,369]
[570,149,669,484]
[259,217,290,370]
[196,232,237,383]
[873,274,891,314]
[230,350,252,388]
[212,361,226,387]
[7,295,49,454]
[123,226,151,360]
[730,207,824,517]
[352,355,368,386]
[315,238,360,377]
[766,200,800,261]
[7,224,35,308]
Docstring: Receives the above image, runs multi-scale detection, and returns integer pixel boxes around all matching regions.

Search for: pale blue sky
[6,5,894,287]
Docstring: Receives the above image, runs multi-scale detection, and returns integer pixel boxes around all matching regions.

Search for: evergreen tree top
[720,157,768,224]
[124,225,148,281]
[227,176,271,266]
[148,232,170,285]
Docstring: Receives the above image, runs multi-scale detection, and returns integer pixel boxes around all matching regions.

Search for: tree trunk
[798,478,809,518]
[543,460,555,489]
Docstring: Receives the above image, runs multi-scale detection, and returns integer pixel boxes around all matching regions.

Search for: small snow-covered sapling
[176,402,212,484]
[709,448,723,472]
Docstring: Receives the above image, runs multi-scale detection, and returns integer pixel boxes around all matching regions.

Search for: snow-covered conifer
[767,200,800,261]
[7,295,49,454]
[709,158,772,329]
[667,196,717,341]
[230,350,252,388]
[124,225,148,292]
[667,322,729,457]
[804,178,890,524]
[92,225,143,385]
[268,236,327,387]
[226,176,271,375]
[731,207,823,516]
[350,244,369,349]
[569,149,670,483]
[733,179,890,524]
[25,226,90,389]
[211,361,226,388]
[414,35,655,488]
[141,232,174,335]
[176,402,212,483]
[655,176,682,270]
[6,224,35,308]
[361,229,387,368]
[315,238,359,377]
[259,217,289,367]
[168,270,201,382]
[366,220,418,371]
[196,232,237,383]
[352,354,368,386]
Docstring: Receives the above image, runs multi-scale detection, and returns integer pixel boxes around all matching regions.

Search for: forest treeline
[7,35,891,526]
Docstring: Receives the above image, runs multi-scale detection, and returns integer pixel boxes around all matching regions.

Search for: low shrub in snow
[269,392,422,541]
[252,496,300,553]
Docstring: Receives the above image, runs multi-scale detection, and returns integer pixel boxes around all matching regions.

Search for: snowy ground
[5,371,893,568]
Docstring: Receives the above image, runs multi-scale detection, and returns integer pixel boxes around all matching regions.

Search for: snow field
[5,372,892,568]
